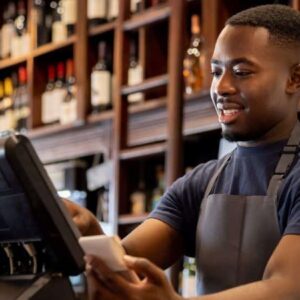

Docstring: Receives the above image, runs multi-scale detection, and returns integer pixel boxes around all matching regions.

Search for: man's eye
[211,70,222,77]
[233,69,252,77]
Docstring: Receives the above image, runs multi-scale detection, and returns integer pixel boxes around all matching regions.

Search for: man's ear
[286,63,300,94]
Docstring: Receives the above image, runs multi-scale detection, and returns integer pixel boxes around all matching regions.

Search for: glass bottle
[127,39,144,104]
[16,66,30,132]
[61,0,77,36]
[60,59,77,124]
[87,0,107,27]
[91,41,112,113]
[183,15,204,95]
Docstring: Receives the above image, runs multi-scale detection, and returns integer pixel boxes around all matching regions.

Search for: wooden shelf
[88,21,117,37]
[118,213,149,225]
[0,55,27,71]
[119,142,166,160]
[128,97,166,114]
[123,4,171,31]
[33,36,76,58]
[87,110,114,124]
[122,74,168,95]
[28,121,84,139]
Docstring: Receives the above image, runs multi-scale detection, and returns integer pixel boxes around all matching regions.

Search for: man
[82,4,300,299]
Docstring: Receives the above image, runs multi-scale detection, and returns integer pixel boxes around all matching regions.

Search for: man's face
[210,25,293,143]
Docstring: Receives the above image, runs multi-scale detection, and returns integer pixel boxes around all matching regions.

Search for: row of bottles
[0,66,29,132]
[34,0,77,46]
[131,0,167,14]
[130,165,165,216]
[41,59,77,125]
[0,0,30,59]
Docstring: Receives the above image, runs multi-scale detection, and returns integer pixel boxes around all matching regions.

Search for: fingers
[123,255,166,285]
[85,255,133,293]
[86,270,116,300]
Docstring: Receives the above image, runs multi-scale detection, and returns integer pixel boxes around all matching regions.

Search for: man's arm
[122,218,184,269]
[197,234,300,300]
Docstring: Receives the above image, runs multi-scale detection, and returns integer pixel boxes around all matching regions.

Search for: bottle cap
[18,66,27,84]
[48,65,55,81]
[57,62,65,79]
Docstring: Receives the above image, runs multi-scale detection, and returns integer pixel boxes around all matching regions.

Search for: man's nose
[214,73,237,97]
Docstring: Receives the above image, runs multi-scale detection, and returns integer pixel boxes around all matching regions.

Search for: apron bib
[195,122,300,295]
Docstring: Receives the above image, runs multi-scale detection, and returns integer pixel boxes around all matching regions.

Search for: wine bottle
[41,64,57,124]
[61,0,77,36]
[127,39,144,104]
[3,77,16,130]
[16,66,30,132]
[107,0,119,20]
[183,15,204,94]
[91,41,112,113]
[51,0,67,43]
[87,0,107,27]
[1,2,17,59]
[34,0,52,47]
[60,59,77,124]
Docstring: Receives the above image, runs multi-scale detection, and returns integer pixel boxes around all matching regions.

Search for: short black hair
[226,4,300,47]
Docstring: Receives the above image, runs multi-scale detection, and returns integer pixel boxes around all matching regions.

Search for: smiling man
[85,5,300,300]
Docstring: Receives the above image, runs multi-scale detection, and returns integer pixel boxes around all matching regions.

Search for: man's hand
[85,254,183,300]
[63,198,104,236]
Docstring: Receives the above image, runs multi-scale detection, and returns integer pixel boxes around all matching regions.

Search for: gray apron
[195,122,300,295]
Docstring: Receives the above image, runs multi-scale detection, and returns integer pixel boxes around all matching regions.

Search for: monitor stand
[0,273,77,300]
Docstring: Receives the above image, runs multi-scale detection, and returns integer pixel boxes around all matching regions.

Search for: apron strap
[267,121,300,198]
[203,153,232,200]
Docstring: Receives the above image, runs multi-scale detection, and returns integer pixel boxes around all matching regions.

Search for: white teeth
[223,109,239,115]
[217,103,223,109]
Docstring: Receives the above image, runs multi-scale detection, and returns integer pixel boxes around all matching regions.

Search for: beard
[221,125,268,142]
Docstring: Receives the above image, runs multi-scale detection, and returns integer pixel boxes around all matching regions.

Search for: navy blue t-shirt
[150,140,300,257]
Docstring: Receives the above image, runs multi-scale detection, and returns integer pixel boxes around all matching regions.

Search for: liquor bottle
[150,165,165,211]
[51,0,67,43]
[96,186,110,223]
[1,2,17,59]
[183,15,204,94]
[60,59,77,124]
[34,0,52,47]
[130,181,146,215]
[3,77,16,130]
[131,0,143,14]
[16,66,30,132]
[127,39,144,104]
[0,81,5,132]
[91,41,112,113]
[61,0,77,36]
[107,0,119,21]
[87,0,107,27]
[41,64,58,125]
[181,257,197,297]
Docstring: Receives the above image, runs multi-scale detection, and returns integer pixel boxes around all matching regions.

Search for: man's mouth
[216,103,244,124]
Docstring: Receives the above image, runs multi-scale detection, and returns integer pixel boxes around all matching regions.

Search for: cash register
[0,132,85,300]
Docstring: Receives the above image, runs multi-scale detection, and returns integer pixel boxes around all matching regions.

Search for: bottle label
[88,0,107,19]
[4,108,16,130]
[91,71,111,106]
[62,0,77,25]
[42,89,64,124]
[108,0,119,19]
[11,36,21,58]
[128,64,143,86]
[60,97,77,124]
[52,21,67,43]
[21,34,31,56]
[1,23,16,58]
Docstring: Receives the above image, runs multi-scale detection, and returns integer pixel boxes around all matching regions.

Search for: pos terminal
[0,132,85,300]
